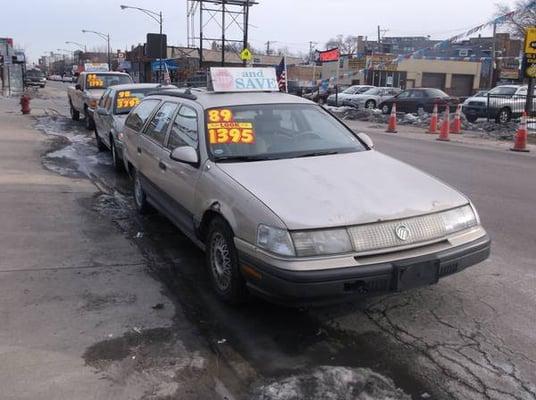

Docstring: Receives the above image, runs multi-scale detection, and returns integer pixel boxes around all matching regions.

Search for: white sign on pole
[210,67,279,92]
[84,63,110,72]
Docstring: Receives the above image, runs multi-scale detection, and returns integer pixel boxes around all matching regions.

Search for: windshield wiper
[294,150,340,158]
[214,155,276,163]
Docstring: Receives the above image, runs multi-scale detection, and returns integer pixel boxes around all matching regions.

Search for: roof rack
[146,90,198,100]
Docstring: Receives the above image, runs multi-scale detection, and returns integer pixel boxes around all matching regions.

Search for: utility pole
[490,21,497,89]
[265,41,272,55]
[221,0,226,66]
[378,25,381,53]
[309,41,317,63]
[243,0,250,66]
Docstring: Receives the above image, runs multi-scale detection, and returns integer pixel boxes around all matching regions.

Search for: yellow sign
[240,48,252,62]
[525,28,536,55]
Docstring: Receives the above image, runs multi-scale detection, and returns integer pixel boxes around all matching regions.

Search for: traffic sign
[240,48,252,62]
[523,28,536,78]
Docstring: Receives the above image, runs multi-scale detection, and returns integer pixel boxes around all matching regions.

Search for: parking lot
[0,81,534,400]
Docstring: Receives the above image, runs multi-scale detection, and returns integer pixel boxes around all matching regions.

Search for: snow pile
[251,366,411,400]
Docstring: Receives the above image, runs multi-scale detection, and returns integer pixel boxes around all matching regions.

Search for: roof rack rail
[146,90,198,100]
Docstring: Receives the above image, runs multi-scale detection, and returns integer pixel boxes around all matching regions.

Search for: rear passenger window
[167,106,199,150]
[143,102,178,145]
[125,99,160,132]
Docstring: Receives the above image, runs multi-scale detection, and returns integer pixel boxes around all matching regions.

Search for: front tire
[365,100,376,109]
[496,108,511,124]
[70,103,80,121]
[110,139,124,173]
[133,169,149,214]
[94,128,106,152]
[206,218,248,304]
[466,115,478,123]
[85,108,95,130]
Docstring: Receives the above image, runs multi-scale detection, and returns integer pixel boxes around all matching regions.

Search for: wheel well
[198,208,232,243]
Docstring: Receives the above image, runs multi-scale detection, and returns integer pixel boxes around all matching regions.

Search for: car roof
[148,90,312,109]
[108,83,174,91]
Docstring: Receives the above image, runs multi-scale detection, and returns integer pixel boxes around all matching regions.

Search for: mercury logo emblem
[395,225,411,241]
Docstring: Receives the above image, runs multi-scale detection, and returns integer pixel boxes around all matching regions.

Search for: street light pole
[65,41,87,52]
[120,5,164,83]
[82,29,112,70]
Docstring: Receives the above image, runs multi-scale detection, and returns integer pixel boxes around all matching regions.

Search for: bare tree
[325,35,358,54]
[496,1,536,38]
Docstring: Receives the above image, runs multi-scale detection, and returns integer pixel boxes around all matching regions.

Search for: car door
[94,89,110,139]
[138,101,179,207]
[123,99,161,172]
[158,103,202,232]
[393,90,412,112]
[408,90,427,113]
[101,89,116,147]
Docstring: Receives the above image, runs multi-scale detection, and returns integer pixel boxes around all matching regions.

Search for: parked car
[379,88,459,114]
[327,85,375,106]
[25,69,46,88]
[343,87,402,109]
[462,85,533,123]
[93,83,177,170]
[67,71,133,130]
[121,86,490,305]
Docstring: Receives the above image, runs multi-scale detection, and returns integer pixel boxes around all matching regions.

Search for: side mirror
[170,146,199,165]
[357,132,374,149]
[75,84,82,91]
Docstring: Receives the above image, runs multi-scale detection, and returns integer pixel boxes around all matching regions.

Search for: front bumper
[238,234,490,306]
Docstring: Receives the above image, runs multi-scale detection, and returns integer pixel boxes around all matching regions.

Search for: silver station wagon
[121,82,490,305]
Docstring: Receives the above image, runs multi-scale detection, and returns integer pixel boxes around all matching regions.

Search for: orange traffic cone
[428,103,439,134]
[386,103,398,133]
[437,108,451,142]
[449,104,462,134]
[450,104,462,134]
[511,112,530,152]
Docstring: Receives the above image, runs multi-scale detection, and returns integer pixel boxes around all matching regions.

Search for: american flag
[275,57,287,92]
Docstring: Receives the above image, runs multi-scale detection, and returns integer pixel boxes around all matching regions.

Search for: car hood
[217,151,468,230]
[87,89,106,99]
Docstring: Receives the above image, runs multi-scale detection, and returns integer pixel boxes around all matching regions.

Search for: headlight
[257,225,295,256]
[441,205,478,234]
[291,229,353,257]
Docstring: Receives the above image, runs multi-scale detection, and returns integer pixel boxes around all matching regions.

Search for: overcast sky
[0,0,519,63]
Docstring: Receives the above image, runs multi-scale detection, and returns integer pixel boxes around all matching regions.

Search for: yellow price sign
[117,96,140,109]
[208,122,255,144]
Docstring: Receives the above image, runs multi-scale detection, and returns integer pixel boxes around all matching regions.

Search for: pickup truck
[68,71,133,129]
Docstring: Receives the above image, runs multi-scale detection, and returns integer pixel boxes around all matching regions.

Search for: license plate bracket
[395,260,439,291]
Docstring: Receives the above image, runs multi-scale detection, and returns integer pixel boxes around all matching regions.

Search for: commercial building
[0,38,25,96]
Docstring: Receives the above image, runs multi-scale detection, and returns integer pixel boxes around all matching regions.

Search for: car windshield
[361,88,380,95]
[426,89,450,98]
[356,86,373,94]
[206,104,366,162]
[488,86,518,96]
[114,89,154,115]
[86,74,132,89]
[27,70,44,78]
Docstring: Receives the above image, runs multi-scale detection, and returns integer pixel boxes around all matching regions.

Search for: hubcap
[366,101,374,109]
[500,112,508,123]
[383,105,389,113]
[210,232,232,291]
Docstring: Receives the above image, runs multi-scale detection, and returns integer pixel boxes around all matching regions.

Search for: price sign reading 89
[208,108,233,123]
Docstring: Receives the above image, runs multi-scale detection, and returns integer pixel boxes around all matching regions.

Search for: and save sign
[524,28,536,78]
[210,68,279,92]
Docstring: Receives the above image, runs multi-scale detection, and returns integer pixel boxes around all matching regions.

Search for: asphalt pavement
[1,82,534,400]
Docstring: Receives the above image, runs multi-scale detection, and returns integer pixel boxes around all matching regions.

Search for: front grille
[348,212,447,253]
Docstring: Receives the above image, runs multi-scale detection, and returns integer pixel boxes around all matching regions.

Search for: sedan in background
[327,85,375,106]
[93,83,176,170]
[343,87,402,109]
[379,88,459,114]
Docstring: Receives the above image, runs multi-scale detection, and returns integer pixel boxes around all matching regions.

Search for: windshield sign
[86,74,132,89]
[206,104,365,162]
[115,90,145,114]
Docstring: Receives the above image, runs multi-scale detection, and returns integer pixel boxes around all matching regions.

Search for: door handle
[137,147,142,154]
[159,161,167,171]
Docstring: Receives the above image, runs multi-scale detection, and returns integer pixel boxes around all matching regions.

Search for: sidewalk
[0,98,228,399]
[346,118,536,155]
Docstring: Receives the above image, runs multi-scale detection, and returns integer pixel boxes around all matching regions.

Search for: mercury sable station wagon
[121,85,490,305]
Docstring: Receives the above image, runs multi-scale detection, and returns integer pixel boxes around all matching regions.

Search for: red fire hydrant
[20,94,31,115]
